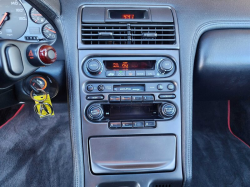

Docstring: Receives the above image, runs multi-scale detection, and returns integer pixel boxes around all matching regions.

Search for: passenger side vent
[81,23,176,45]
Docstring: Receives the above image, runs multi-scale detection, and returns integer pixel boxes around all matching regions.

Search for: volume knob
[87,104,104,121]
[160,103,177,119]
[158,58,174,74]
[86,59,102,75]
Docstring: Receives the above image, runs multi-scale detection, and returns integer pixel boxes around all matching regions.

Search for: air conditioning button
[158,58,174,74]
[86,59,102,75]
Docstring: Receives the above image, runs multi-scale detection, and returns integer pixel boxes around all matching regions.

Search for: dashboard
[0,0,57,43]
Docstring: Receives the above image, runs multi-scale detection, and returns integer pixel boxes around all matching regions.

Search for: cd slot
[103,103,160,120]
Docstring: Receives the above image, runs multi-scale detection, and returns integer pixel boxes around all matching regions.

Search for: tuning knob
[86,104,104,121]
[86,59,102,75]
[158,58,174,74]
[160,102,177,119]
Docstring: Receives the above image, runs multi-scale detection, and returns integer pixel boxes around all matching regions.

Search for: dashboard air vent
[81,23,176,45]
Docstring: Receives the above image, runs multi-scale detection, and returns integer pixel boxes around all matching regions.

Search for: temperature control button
[158,58,174,74]
[106,71,116,77]
[86,59,102,75]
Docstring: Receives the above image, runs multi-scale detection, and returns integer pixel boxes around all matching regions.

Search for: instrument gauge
[0,0,28,39]
[30,8,46,24]
[42,23,56,40]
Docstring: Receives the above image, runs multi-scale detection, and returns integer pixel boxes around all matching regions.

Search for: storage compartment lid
[89,135,176,174]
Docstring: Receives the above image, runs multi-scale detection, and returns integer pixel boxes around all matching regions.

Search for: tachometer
[0,0,28,39]
[42,23,56,40]
[30,8,45,24]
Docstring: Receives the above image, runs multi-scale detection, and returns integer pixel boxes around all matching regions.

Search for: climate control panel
[82,56,176,78]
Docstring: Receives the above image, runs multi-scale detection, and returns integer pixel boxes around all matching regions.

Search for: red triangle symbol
[28,50,34,57]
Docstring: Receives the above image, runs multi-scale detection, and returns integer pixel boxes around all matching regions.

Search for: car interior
[1,0,250,187]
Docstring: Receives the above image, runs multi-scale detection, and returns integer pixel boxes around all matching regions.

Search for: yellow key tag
[33,94,55,118]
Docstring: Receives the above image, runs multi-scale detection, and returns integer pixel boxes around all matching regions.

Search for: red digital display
[104,60,155,70]
[122,14,135,19]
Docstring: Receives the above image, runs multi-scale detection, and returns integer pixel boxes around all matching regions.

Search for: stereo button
[98,85,105,91]
[145,121,156,127]
[110,96,120,102]
[86,95,104,100]
[87,85,94,92]
[121,96,131,102]
[167,83,175,91]
[132,96,143,101]
[110,122,121,129]
[143,95,154,101]
[133,121,144,128]
[159,94,176,99]
[122,122,133,128]
[157,84,163,90]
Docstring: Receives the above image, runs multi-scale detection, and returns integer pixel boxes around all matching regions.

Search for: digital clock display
[104,60,155,70]
[109,10,148,20]
[122,14,135,19]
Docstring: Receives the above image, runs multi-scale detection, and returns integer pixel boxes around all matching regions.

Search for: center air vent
[81,23,176,45]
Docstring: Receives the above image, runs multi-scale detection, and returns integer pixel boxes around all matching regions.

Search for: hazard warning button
[26,44,57,67]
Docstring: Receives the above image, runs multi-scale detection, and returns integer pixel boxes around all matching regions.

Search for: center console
[78,5,182,187]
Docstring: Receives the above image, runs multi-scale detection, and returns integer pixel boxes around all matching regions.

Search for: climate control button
[86,59,102,75]
[158,58,174,74]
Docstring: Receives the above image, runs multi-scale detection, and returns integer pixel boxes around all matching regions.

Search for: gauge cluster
[0,0,57,43]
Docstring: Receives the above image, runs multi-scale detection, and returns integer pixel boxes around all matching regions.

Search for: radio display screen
[104,60,155,70]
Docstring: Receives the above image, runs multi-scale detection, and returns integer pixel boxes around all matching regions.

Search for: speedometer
[0,0,28,39]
